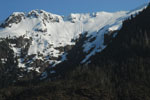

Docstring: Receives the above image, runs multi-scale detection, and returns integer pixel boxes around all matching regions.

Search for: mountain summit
[0,3,148,82]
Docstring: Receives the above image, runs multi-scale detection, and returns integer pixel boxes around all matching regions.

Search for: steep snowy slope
[0,3,148,75]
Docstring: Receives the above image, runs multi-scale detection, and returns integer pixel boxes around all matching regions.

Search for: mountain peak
[27,9,63,22]
[0,3,148,75]
[0,12,25,28]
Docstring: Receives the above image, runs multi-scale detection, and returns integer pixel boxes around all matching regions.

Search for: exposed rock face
[55,45,74,53]
[35,28,47,32]
[0,13,25,28]
[27,10,62,23]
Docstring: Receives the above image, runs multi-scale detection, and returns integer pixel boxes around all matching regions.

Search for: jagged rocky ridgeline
[0,3,148,83]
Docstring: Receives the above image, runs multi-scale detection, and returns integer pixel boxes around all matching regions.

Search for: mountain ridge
[0,3,148,83]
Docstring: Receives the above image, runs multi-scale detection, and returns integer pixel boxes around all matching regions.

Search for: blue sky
[0,0,149,20]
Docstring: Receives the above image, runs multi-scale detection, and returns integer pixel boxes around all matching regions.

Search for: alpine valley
[0,3,150,100]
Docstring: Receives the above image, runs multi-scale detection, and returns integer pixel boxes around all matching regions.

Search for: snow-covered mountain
[0,3,148,80]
